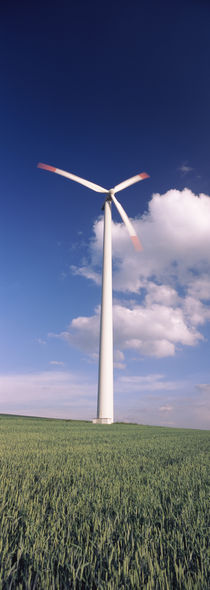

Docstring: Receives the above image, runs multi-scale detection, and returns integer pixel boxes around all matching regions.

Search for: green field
[0,415,209,589]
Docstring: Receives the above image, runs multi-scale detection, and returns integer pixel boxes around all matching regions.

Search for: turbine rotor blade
[37,163,109,194]
[113,172,149,194]
[111,194,143,251]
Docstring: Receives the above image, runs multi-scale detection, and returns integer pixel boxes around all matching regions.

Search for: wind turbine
[37,162,149,424]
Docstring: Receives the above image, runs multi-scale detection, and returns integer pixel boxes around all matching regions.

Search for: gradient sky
[1,0,210,428]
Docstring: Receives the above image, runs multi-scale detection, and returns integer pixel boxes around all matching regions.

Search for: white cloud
[116,374,178,393]
[84,188,209,273]
[114,378,210,429]
[197,384,210,394]
[159,405,173,412]
[145,283,179,306]
[0,371,209,428]
[113,302,201,356]
[114,349,126,369]
[49,360,65,366]
[71,264,101,286]
[0,370,179,424]
[54,188,210,359]
[186,384,210,427]
[183,296,210,326]
[51,308,100,353]
[91,188,210,288]
[0,371,95,419]
[178,164,193,174]
[51,299,203,359]
[188,275,210,301]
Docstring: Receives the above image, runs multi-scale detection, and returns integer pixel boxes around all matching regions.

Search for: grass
[0,415,209,589]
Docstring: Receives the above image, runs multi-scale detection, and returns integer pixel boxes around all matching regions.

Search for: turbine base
[92,418,113,425]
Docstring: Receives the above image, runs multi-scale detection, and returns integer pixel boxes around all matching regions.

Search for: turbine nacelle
[37,162,149,251]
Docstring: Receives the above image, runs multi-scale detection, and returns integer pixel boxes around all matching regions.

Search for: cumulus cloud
[51,298,203,359]
[188,276,210,301]
[50,309,100,353]
[79,188,210,287]
[113,301,201,356]
[183,296,210,326]
[51,188,210,359]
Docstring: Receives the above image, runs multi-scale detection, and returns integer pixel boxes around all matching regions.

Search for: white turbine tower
[38,162,149,424]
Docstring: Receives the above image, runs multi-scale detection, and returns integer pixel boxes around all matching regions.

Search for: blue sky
[1,0,210,427]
